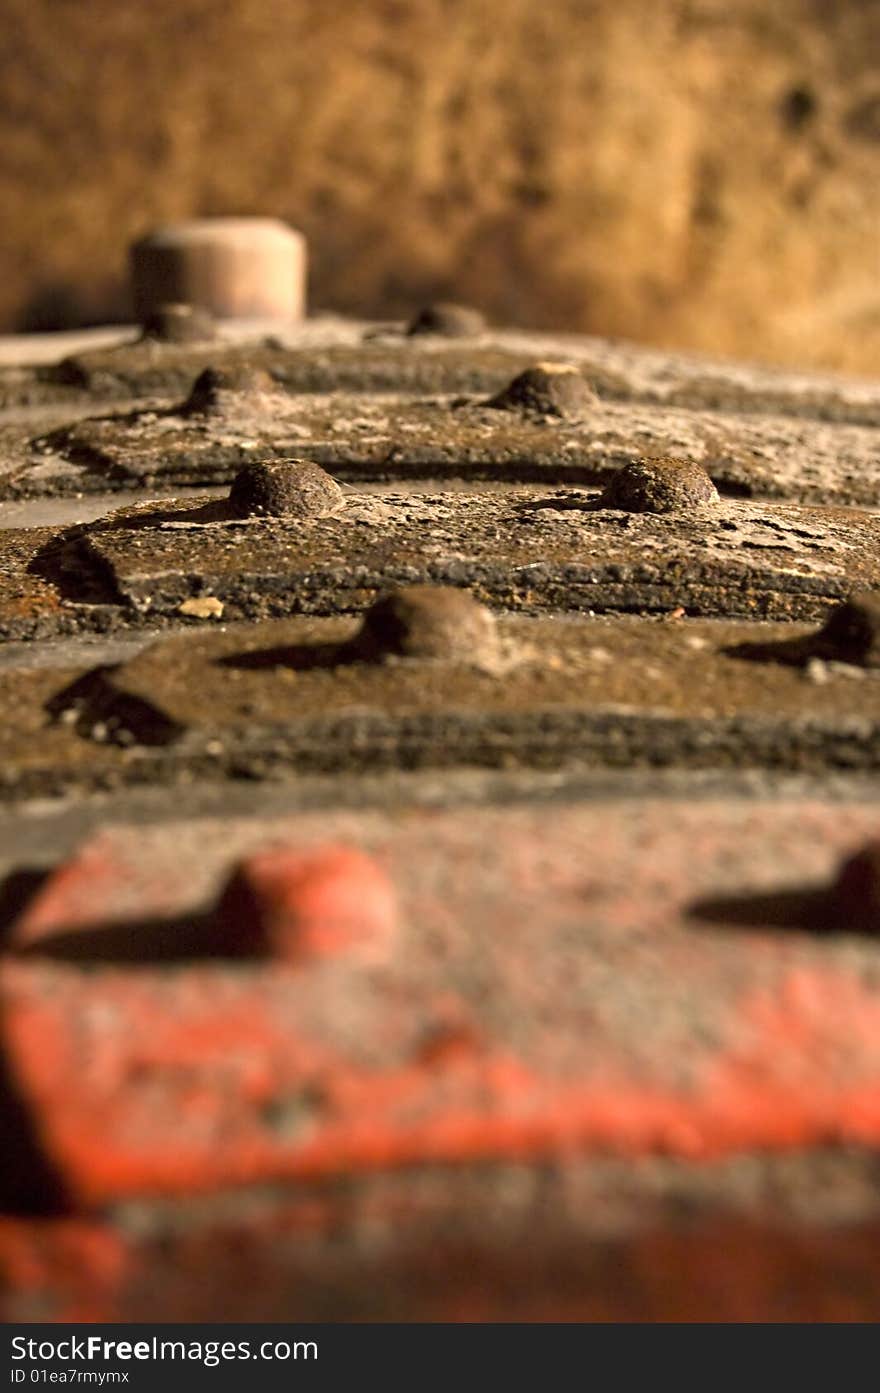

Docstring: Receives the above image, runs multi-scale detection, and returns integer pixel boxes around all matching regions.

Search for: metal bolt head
[407,302,487,337]
[831,841,880,933]
[487,361,597,418]
[814,592,880,668]
[130,216,307,323]
[356,585,499,662]
[228,459,344,519]
[600,456,720,513]
[141,302,217,344]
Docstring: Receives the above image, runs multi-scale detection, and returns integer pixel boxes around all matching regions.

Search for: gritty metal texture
[5,376,880,507]
[0,610,876,801]
[7,485,879,642]
[59,491,880,625]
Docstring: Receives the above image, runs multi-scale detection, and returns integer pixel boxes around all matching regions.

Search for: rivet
[354,585,499,662]
[228,459,344,520]
[181,364,282,418]
[407,302,487,338]
[216,844,397,963]
[600,456,719,513]
[487,362,597,418]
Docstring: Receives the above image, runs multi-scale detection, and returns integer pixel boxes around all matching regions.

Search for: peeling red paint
[5,963,880,1205]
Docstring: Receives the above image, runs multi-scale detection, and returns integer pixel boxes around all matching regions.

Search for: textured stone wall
[0,0,878,369]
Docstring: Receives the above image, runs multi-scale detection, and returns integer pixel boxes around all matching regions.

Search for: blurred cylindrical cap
[130,217,307,323]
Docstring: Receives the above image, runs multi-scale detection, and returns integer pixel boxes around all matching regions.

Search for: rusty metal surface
[3,487,880,643]
[6,388,878,505]
[3,315,880,419]
[1,316,880,1320]
[4,795,880,1180]
[0,613,875,801]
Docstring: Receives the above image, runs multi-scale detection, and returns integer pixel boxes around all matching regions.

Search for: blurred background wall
[0,0,878,370]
